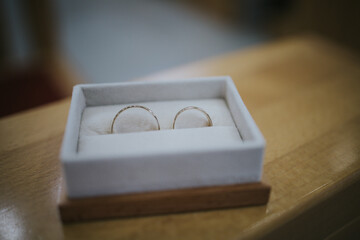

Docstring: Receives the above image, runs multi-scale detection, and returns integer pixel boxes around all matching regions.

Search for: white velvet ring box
[60,76,265,198]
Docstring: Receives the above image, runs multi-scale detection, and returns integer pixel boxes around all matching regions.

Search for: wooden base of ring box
[59,182,271,222]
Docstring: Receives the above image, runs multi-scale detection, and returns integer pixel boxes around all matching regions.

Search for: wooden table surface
[1,35,359,240]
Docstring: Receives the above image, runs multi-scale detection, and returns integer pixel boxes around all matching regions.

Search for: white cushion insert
[78,98,241,155]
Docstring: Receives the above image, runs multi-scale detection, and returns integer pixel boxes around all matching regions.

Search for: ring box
[59,76,270,222]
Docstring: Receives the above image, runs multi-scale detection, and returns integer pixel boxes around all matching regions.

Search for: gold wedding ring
[173,106,213,129]
[111,105,160,134]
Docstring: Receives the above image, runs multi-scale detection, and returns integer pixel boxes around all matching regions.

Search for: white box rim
[60,76,266,197]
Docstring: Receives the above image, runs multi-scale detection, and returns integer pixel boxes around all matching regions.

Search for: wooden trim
[59,182,271,222]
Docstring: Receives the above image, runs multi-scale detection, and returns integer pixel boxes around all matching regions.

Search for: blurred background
[0,0,359,117]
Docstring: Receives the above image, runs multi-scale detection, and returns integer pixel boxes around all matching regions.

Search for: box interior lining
[78,98,241,156]
[63,78,261,157]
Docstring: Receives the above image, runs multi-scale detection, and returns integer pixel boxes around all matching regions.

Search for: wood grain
[0,35,359,240]
[59,183,271,222]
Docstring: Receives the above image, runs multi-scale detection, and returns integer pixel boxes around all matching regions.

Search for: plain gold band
[111,105,160,134]
[173,106,213,129]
